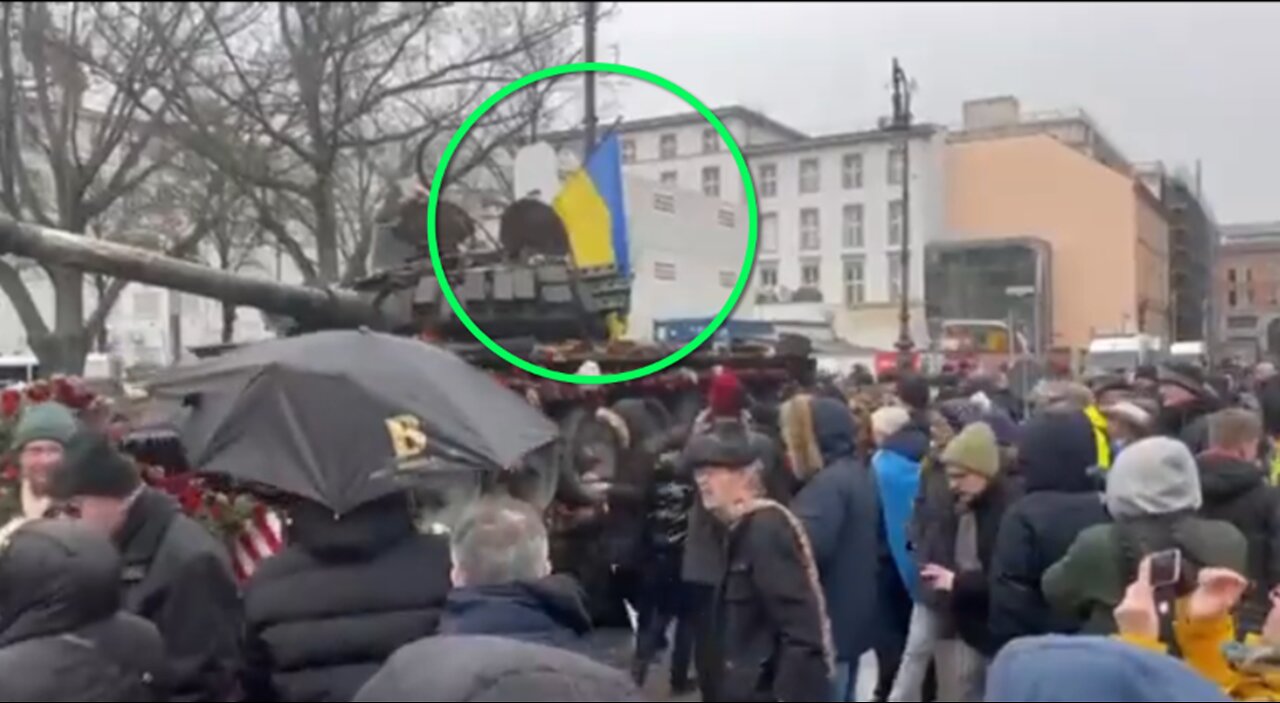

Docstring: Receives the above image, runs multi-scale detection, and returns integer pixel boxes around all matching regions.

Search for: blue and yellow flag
[553,133,630,275]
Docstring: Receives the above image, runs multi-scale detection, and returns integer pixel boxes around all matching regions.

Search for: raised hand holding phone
[1115,556,1159,641]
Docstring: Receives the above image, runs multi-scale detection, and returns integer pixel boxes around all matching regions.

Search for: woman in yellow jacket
[1114,559,1280,700]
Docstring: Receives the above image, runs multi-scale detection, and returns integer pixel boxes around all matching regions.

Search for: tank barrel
[0,215,380,328]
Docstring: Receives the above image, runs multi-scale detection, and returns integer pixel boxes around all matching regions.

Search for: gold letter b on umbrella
[386,414,429,460]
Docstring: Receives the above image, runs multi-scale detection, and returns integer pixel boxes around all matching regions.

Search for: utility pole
[890,58,915,371]
[582,1,599,161]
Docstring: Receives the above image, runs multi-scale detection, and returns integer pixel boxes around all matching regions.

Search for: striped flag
[231,505,285,583]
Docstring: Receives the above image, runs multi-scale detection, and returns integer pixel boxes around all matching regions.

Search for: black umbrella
[147,329,558,514]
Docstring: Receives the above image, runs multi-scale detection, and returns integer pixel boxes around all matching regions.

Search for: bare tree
[126,1,587,286]
[0,2,217,373]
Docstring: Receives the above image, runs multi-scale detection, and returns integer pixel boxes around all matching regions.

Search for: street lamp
[889,59,916,371]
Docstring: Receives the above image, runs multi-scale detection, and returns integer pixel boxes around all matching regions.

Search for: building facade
[1216,222,1280,362]
[546,106,949,351]
[1137,163,1219,343]
[946,133,1171,350]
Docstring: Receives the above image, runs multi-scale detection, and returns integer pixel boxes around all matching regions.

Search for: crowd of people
[5,358,1280,702]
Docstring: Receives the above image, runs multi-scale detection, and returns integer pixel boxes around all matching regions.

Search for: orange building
[945,133,1170,350]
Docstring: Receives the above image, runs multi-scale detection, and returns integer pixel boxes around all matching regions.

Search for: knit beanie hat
[48,430,141,501]
[940,421,1000,479]
[1105,436,1202,519]
[708,369,746,419]
[11,402,78,450]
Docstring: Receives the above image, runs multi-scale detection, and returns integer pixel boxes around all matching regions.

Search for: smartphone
[1149,549,1182,588]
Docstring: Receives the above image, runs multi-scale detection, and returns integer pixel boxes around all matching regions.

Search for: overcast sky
[594,2,1279,224]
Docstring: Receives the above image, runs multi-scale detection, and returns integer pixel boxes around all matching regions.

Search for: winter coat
[989,411,1111,651]
[873,424,930,602]
[1198,452,1280,634]
[906,413,956,612]
[715,500,832,702]
[0,520,166,701]
[242,495,452,702]
[945,477,1019,655]
[116,487,241,702]
[792,396,883,661]
[986,635,1232,702]
[1043,518,1248,635]
[353,635,646,702]
[682,416,787,586]
[438,574,593,653]
[1116,614,1280,701]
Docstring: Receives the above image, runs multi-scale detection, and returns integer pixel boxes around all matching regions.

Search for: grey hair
[450,496,549,587]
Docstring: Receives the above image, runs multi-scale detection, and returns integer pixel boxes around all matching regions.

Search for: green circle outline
[428,61,759,385]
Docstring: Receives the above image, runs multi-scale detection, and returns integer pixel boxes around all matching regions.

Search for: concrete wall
[946,134,1169,349]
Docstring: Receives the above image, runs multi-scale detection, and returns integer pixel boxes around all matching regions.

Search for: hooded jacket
[985,635,1231,702]
[791,396,883,662]
[0,520,166,701]
[1044,438,1248,636]
[243,494,452,702]
[439,574,593,653]
[353,635,646,702]
[989,411,1110,651]
[872,420,931,602]
[1198,451,1280,635]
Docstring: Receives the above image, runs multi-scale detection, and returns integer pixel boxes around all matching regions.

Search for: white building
[546,106,948,350]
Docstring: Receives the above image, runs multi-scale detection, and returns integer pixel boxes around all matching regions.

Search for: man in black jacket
[0,519,166,701]
[49,431,241,702]
[989,411,1110,652]
[441,496,593,651]
[243,491,452,701]
[683,420,831,703]
[1198,408,1280,634]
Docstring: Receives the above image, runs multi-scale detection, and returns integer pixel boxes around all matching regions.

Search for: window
[758,163,778,198]
[1229,290,1238,308]
[842,204,864,249]
[758,262,779,288]
[888,200,905,247]
[702,128,720,154]
[1228,315,1259,330]
[718,207,736,227]
[802,260,821,287]
[660,170,678,187]
[1228,269,1238,283]
[799,158,820,194]
[655,261,677,280]
[702,166,721,197]
[760,212,779,254]
[800,208,821,251]
[659,133,678,159]
[719,270,735,288]
[622,139,636,164]
[653,192,676,213]
[843,258,866,306]
[888,254,903,302]
[842,153,863,189]
[888,147,906,185]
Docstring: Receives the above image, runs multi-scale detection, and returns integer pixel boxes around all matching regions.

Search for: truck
[1085,334,1164,376]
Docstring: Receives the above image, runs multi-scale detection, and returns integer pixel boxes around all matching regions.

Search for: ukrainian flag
[553,133,630,276]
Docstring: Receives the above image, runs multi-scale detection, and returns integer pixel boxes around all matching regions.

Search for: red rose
[1,389,20,418]
[52,377,75,406]
[178,485,203,514]
[1,465,18,483]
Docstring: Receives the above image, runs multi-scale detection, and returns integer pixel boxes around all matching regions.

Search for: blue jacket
[438,575,592,653]
[792,397,882,661]
[985,635,1230,702]
[871,430,925,602]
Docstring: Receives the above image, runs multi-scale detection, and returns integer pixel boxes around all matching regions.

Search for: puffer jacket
[0,520,166,701]
[242,494,452,702]
[989,411,1110,651]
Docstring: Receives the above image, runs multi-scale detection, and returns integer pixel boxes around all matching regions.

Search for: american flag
[231,505,285,583]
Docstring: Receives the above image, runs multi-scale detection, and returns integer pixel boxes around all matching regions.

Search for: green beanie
[11,402,79,450]
[940,421,1000,479]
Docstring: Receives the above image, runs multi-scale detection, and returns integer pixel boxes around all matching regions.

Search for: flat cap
[680,419,758,472]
